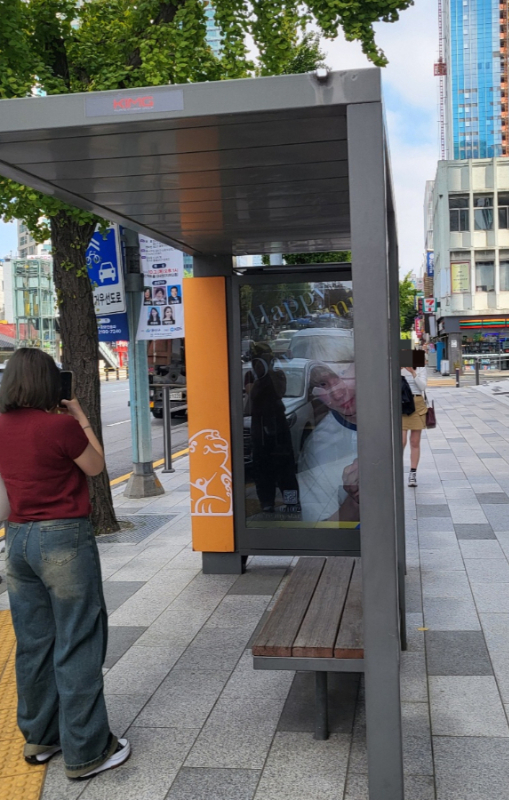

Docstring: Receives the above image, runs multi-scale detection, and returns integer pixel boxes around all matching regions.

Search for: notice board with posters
[136,236,185,340]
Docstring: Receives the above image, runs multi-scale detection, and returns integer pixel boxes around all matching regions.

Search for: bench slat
[334,558,364,659]
[252,557,325,657]
[292,557,354,658]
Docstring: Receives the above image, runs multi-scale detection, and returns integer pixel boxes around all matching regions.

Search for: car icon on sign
[98,262,116,283]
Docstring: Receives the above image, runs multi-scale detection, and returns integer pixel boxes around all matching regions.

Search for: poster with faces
[136,236,185,340]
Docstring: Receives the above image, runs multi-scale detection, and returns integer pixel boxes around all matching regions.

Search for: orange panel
[184,277,235,552]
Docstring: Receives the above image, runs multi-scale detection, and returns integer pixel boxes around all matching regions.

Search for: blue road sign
[86,226,129,341]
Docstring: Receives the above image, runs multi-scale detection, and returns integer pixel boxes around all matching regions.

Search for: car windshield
[291,333,351,362]
[278,364,305,398]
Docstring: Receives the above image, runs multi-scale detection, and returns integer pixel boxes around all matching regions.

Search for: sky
[0,0,439,274]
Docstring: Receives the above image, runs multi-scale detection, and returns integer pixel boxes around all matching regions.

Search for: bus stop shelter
[0,69,406,799]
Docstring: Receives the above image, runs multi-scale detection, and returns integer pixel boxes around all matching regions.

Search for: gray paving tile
[464,558,509,583]
[253,732,350,800]
[166,768,260,800]
[106,693,151,737]
[425,631,492,676]
[133,667,231,728]
[344,774,434,800]
[434,736,509,800]
[105,626,148,669]
[417,518,456,533]
[227,569,287,596]
[104,645,181,695]
[462,534,504,559]
[479,613,509,702]
[423,597,480,631]
[421,570,472,600]
[471,582,509,612]
[277,672,359,734]
[417,505,451,518]
[79,727,198,800]
[476,492,509,504]
[429,676,509,736]
[480,504,509,531]
[454,524,496,539]
[400,652,428,702]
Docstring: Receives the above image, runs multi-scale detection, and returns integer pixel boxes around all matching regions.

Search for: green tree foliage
[399,272,417,334]
[0,0,413,532]
[283,251,351,264]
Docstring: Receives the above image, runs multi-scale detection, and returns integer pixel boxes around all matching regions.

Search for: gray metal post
[314,672,329,740]
[348,101,404,800]
[122,228,164,498]
[162,385,175,473]
[455,368,460,388]
[475,358,480,385]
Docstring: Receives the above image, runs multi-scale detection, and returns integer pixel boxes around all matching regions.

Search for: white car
[0,362,5,386]
[98,262,116,283]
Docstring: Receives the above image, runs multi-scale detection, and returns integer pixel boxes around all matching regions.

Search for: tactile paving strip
[97,514,176,544]
[0,610,47,800]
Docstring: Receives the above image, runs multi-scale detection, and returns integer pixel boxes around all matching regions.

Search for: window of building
[500,256,509,290]
[474,195,494,230]
[499,193,509,228]
[449,195,469,231]
[475,261,495,292]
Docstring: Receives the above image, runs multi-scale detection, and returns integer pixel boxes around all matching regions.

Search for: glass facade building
[447,0,506,160]
[205,5,221,57]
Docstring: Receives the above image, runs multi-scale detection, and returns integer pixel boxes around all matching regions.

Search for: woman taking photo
[0,349,130,780]
[401,363,427,487]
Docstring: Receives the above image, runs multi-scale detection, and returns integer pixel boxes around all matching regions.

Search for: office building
[432,157,509,370]
[205,4,221,56]
[443,0,508,160]
[17,220,52,260]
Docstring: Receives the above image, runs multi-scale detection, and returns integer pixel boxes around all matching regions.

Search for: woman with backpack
[401,364,427,487]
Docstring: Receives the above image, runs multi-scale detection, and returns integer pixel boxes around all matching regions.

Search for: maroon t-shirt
[0,408,90,523]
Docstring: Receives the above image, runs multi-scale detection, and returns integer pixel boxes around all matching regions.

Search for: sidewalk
[2,385,509,798]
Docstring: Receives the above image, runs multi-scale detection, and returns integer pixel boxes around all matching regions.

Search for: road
[100,379,189,480]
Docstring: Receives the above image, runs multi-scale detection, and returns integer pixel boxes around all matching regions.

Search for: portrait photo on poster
[147,306,161,326]
[241,279,358,532]
[143,286,152,305]
[168,284,182,304]
[152,281,167,305]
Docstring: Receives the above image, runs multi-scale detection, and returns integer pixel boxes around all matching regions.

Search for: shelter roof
[0,70,382,255]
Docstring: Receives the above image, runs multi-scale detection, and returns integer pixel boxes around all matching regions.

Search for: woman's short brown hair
[0,348,61,413]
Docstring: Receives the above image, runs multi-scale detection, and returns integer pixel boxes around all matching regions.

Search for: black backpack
[401,376,415,416]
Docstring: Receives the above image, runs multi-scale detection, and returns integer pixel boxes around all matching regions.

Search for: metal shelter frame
[0,69,406,799]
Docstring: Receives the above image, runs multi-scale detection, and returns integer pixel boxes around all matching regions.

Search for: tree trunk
[51,212,120,534]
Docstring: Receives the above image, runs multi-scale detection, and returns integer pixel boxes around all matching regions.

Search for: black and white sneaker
[408,472,417,487]
[25,745,62,765]
[76,739,131,780]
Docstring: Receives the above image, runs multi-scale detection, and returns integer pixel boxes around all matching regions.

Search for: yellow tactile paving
[0,610,46,800]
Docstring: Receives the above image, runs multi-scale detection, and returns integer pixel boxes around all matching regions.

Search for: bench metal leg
[314,672,329,740]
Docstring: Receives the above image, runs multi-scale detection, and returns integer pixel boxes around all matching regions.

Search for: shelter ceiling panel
[3,113,346,165]
[48,161,349,195]
[27,140,347,182]
[87,179,348,207]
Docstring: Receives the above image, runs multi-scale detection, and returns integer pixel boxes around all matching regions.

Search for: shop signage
[423,298,437,313]
[451,262,470,294]
[426,251,434,277]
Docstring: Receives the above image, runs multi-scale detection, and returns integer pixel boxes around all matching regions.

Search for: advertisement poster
[240,280,358,530]
[451,262,471,294]
[426,251,434,277]
[86,225,129,342]
[136,236,185,340]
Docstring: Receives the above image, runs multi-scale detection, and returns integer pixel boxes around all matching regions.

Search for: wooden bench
[252,556,363,740]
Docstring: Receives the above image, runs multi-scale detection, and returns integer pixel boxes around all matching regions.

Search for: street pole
[122,228,164,498]
[455,368,460,388]
[475,358,480,386]
[162,386,175,473]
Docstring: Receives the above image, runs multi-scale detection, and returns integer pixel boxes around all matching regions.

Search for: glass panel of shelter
[239,276,358,535]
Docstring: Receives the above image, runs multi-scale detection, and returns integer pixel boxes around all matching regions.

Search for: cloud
[324,0,440,274]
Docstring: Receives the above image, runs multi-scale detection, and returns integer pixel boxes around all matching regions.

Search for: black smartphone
[60,370,74,404]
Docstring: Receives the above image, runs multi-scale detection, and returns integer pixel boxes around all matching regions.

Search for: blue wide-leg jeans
[6,517,118,778]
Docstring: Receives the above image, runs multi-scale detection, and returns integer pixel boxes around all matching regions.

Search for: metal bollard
[455,368,460,388]
[162,385,175,473]
[126,364,129,379]
[475,359,480,386]
[105,368,109,382]
[116,367,119,381]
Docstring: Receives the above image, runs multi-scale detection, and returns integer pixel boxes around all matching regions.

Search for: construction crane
[434,0,447,160]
